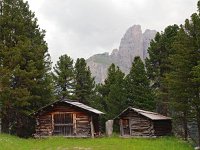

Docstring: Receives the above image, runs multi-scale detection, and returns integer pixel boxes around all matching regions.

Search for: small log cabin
[33,100,104,138]
[115,107,172,137]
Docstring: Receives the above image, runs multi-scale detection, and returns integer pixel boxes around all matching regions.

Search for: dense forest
[0,0,199,146]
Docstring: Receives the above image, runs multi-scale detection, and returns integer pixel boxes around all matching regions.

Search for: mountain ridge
[86,25,157,83]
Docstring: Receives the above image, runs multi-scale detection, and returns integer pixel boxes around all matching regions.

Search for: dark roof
[33,99,104,115]
[65,100,104,114]
[115,106,171,120]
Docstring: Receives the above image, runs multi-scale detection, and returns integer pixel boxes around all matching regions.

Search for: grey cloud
[27,0,197,64]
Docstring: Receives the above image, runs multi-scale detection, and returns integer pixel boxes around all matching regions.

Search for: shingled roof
[64,100,104,114]
[115,106,171,120]
[33,99,104,115]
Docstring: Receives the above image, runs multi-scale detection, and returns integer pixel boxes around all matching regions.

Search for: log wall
[35,113,53,137]
[76,113,91,137]
[119,110,172,137]
[120,110,154,136]
[35,103,98,137]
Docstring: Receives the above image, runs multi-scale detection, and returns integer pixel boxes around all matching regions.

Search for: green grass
[0,134,193,150]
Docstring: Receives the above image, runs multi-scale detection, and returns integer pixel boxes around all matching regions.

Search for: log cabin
[115,107,172,137]
[33,99,104,138]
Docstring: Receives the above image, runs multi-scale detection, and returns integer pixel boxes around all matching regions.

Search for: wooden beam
[73,113,76,135]
[0,118,1,134]
[120,119,124,136]
[90,116,94,138]
[51,114,54,136]
[129,118,131,136]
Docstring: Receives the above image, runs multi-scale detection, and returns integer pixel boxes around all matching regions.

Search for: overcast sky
[26,0,197,64]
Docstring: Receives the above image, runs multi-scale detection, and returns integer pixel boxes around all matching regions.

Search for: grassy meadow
[0,134,193,150]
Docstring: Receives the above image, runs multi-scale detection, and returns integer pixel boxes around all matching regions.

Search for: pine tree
[146,25,179,115]
[185,1,200,125]
[53,54,75,99]
[192,61,200,144]
[0,0,53,136]
[126,57,155,111]
[106,64,126,118]
[74,58,95,104]
[94,64,126,119]
[185,4,200,144]
[166,27,194,140]
[167,1,200,143]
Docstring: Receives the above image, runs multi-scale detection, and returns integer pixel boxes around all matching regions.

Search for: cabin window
[53,113,73,136]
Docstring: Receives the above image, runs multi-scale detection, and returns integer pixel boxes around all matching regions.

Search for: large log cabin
[33,100,104,138]
[115,107,172,137]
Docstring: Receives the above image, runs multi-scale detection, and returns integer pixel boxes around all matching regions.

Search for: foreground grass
[0,134,193,150]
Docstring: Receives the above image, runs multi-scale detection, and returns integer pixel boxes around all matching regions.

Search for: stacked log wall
[76,113,91,137]
[123,110,154,136]
[35,103,95,137]
[35,113,52,137]
[119,109,172,137]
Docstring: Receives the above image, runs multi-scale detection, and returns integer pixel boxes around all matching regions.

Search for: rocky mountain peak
[86,25,157,83]
[143,29,157,58]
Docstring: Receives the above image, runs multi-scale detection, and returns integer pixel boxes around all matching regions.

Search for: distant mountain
[86,25,157,83]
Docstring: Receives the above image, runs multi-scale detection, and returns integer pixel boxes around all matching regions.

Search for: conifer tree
[53,54,75,99]
[126,57,155,111]
[192,61,200,145]
[166,27,194,140]
[104,64,126,118]
[94,64,126,119]
[74,58,95,104]
[146,25,179,115]
[167,1,200,142]
[0,0,53,136]
[185,3,200,144]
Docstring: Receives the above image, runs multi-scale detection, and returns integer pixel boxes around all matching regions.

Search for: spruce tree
[185,4,200,144]
[106,64,126,118]
[93,64,117,114]
[74,58,95,104]
[126,57,155,111]
[53,54,75,99]
[0,0,53,136]
[192,61,200,144]
[166,27,194,140]
[94,64,126,119]
[167,1,200,142]
[146,25,179,115]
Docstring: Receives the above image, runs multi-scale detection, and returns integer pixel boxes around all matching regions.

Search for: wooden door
[53,113,73,136]
[122,119,130,135]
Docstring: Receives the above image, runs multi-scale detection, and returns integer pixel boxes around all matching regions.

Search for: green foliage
[166,28,194,139]
[0,0,53,136]
[192,61,200,86]
[74,58,95,104]
[94,64,126,120]
[105,64,126,118]
[52,54,75,99]
[126,57,155,111]
[166,1,200,142]
[146,25,179,115]
[0,134,193,150]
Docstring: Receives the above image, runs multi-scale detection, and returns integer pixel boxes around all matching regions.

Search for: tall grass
[0,134,193,150]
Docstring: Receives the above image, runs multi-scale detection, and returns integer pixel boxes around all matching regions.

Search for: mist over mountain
[86,25,157,83]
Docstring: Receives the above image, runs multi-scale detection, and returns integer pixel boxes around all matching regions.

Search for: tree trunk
[183,111,188,140]
[197,112,200,147]
[1,115,9,133]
